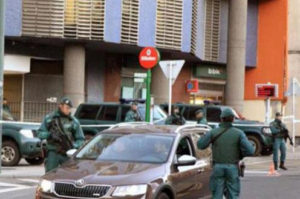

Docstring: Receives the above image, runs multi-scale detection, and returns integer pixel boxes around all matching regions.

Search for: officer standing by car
[165,105,186,125]
[270,112,292,170]
[38,97,85,172]
[195,109,207,125]
[125,102,141,122]
[198,108,254,199]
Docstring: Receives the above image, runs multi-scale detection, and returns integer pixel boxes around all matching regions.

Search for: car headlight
[112,184,147,197]
[262,127,272,134]
[39,180,54,193]
[20,129,34,138]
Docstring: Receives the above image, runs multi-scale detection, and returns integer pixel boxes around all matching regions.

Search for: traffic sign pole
[168,62,173,116]
[145,69,151,122]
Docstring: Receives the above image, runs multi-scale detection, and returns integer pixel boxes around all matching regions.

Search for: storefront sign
[193,65,226,79]
[139,47,160,69]
[186,80,199,93]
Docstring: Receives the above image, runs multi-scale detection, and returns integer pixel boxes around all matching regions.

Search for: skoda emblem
[75,179,85,187]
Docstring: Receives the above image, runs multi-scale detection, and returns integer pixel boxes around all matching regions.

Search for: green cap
[220,108,235,118]
[195,109,204,115]
[60,97,73,107]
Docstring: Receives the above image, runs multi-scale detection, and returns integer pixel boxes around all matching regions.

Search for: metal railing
[8,101,58,122]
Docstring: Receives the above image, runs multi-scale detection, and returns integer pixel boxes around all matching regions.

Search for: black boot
[280,161,288,170]
[274,162,278,170]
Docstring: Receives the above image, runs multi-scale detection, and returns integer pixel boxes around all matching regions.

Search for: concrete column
[64,45,85,108]
[151,66,169,104]
[225,0,248,113]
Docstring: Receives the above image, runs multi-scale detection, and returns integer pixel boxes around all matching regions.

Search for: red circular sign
[139,47,160,69]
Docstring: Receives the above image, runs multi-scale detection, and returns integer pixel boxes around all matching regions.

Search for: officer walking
[195,109,207,125]
[165,106,186,125]
[125,102,141,122]
[270,112,291,170]
[198,108,254,199]
[38,97,85,172]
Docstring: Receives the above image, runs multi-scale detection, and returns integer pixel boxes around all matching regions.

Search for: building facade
[3,0,287,122]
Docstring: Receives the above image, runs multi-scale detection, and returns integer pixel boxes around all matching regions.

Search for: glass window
[182,107,190,120]
[76,134,174,164]
[138,106,167,121]
[77,105,101,120]
[121,106,131,122]
[206,107,222,122]
[189,106,203,121]
[98,106,119,121]
[176,137,193,157]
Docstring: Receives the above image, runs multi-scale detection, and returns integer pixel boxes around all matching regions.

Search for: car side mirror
[176,155,196,166]
[66,149,77,157]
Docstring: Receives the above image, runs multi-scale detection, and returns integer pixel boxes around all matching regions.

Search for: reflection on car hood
[44,159,166,186]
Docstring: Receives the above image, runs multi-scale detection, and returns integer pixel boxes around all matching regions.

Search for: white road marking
[246,160,271,165]
[0,182,32,193]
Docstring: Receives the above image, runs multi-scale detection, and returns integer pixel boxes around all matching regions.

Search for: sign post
[0,0,5,173]
[139,47,160,122]
[159,60,185,116]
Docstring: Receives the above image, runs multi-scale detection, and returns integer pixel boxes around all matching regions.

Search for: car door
[96,105,120,129]
[169,136,205,199]
[190,131,212,198]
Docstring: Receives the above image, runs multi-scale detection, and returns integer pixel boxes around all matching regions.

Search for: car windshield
[139,106,167,121]
[76,133,174,164]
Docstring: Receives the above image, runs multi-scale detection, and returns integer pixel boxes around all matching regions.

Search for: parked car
[74,103,167,138]
[160,104,273,156]
[36,124,212,199]
[1,110,43,166]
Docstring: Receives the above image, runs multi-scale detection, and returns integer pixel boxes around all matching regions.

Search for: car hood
[233,119,268,127]
[43,159,166,186]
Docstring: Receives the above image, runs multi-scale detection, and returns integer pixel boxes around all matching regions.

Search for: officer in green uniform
[3,98,11,113]
[195,109,207,125]
[125,102,141,122]
[198,108,254,199]
[165,106,186,125]
[270,112,289,170]
[38,97,85,172]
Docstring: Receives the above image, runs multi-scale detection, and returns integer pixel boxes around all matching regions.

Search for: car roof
[101,124,210,136]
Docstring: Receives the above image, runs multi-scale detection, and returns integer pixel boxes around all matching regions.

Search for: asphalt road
[1,157,300,199]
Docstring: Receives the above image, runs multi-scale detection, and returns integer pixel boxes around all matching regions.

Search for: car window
[189,106,202,121]
[77,105,101,120]
[138,106,166,121]
[206,107,221,122]
[121,106,131,122]
[97,105,119,121]
[76,134,174,164]
[191,132,212,160]
[182,107,189,120]
[176,137,193,157]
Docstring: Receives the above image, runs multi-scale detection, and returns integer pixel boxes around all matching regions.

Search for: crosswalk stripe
[0,182,31,193]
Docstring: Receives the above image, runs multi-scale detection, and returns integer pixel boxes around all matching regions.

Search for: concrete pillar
[225,0,248,113]
[151,66,169,104]
[64,45,85,108]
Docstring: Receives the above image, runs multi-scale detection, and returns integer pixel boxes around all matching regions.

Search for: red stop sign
[139,47,160,69]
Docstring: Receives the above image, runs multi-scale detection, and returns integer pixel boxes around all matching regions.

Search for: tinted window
[77,105,100,119]
[76,134,174,164]
[206,107,222,122]
[98,106,119,121]
[176,137,193,157]
[182,107,190,120]
[121,106,131,122]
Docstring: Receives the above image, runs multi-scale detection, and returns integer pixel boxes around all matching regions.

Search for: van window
[189,106,202,121]
[182,107,190,120]
[176,137,193,157]
[121,106,131,121]
[206,107,222,122]
[77,105,101,120]
[98,106,119,121]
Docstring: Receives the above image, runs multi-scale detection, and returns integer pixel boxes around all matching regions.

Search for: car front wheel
[1,140,21,166]
[25,157,44,165]
[247,135,262,156]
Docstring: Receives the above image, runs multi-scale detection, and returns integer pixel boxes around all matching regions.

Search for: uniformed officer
[270,112,289,170]
[198,108,254,199]
[125,102,141,122]
[3,98,11,113]
[38,97,85,172]
[165,106,186,125]
[195,109,207,125]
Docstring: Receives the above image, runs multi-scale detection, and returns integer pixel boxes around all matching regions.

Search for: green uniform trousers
[210,164,240,199]
[45,151,69,172]
[273,138,286,163]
